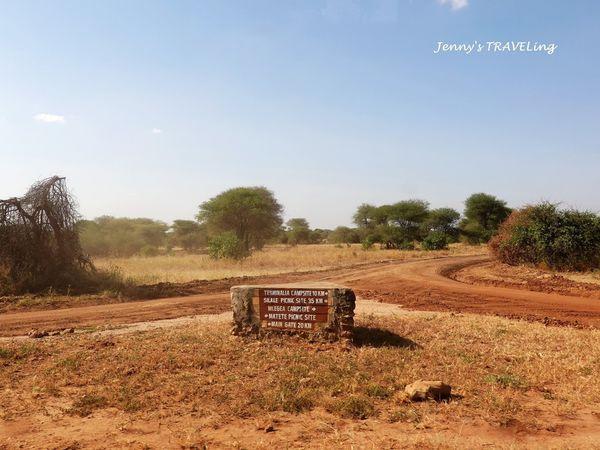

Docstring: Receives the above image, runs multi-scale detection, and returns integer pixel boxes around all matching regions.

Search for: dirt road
[2,255,600,336]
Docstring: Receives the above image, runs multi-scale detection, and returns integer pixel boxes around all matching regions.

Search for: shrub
[490,203,600,271]
[208,232,249,260]
[361,236,376,250]
[421,231,449,251]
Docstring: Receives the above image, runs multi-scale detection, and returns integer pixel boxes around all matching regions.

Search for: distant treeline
[349,193,511,250]
[78,192,511,257]
[79,217,206,257]
[5,176,596,297]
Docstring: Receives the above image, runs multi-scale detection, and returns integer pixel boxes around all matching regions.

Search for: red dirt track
[2,255,600,336]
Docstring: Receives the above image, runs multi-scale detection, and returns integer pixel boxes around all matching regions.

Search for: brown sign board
[231,283,355,340]
[256,288,332,331]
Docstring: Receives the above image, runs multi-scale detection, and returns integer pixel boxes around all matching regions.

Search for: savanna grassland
[2,310,599,448]
[0,244,485,315]
[94,243,486,284]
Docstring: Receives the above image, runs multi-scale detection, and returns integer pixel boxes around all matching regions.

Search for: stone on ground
[405,380,452,401]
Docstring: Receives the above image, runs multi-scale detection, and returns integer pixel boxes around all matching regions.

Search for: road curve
[2,255,600,336]
[324,255,600,327]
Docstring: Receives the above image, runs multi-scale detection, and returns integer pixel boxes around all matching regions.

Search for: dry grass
[94,243,486,284]
[1,310,599,448]
[564,271,600,286]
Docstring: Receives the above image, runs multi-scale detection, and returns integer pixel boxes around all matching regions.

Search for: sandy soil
[3,264,600,449]
[2,303,600,449]
[3,255,600,337]
[3,402,600,449]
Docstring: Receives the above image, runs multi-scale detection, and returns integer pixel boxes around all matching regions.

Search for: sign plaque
[258,288,332,331]
[230,283,355,341]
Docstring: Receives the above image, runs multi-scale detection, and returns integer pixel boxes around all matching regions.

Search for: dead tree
[0,176,93,294]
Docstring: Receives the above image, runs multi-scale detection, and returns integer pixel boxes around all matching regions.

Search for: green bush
[361,236,376,250]
[208,232,249,260]
[421,231,449,251]
[490,203,600,271]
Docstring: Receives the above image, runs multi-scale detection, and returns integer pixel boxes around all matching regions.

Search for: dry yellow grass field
[94,243,486,284]
[1,310,599,448]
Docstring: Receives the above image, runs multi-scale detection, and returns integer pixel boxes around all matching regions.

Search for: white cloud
[151,128,163,134]
[33,113,65,124]
[438,0,468,10]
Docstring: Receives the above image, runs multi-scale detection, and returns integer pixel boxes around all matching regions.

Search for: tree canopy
[351,199,473,249]
[285,218,311,245]
[79,216,168,257]
[169,220,207,252]
[424,208,461,238]
[329,226,361,244]
[197,186,283,253]
[460,193,511,243]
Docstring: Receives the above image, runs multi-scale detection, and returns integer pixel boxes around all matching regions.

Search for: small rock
[61,328,75,335]
[48,330,62,336]
[405,380,451,402]
[28,329,48,339]
[256,418,276,433]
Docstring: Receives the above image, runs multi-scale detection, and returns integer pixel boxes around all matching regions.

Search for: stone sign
[231,283,355,341]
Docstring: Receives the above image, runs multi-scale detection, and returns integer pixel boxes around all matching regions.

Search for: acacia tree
[329,226,361,244]
[197,186,283,254]
[460,193,511,243]
[353,204,379,228]
[354,200,430,249]
[423,207,461,241]
[286,218,311,245]
[169,220,206,252]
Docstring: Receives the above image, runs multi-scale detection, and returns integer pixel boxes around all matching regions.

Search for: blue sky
[1,0,599,228]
